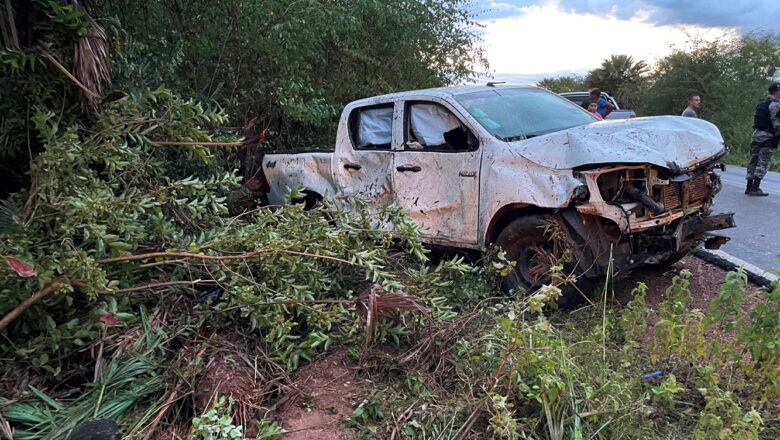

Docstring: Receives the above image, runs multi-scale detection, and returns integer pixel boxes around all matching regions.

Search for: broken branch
[41,52,100,99]
[141,381,185,440]
[98,249,354,266]
[0,278,65,331]
[151,140,244,147]
[113,279,218,294]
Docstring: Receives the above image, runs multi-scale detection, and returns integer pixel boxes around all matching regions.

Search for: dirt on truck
[261,84,735,306]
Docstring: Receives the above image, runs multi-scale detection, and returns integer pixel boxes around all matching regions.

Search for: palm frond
[73,11,111,99]
[0,199,18,234]
[356,284,430,347]
[1,313,171,440]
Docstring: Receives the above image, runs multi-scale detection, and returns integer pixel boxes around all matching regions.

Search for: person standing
[681,95,701,118]
[746,83,780,196]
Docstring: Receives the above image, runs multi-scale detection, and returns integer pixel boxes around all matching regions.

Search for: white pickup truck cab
[262,85,733,304]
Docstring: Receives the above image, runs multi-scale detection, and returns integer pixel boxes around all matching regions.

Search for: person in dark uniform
[746,83,780,196]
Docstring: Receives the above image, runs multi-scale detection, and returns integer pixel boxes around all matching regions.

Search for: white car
[261,85,733,305]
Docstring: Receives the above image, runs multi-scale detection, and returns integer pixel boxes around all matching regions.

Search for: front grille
[661,185,681,210]
[659,174,708,211]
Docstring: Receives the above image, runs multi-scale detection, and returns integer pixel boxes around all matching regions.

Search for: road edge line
[693,248,778,288]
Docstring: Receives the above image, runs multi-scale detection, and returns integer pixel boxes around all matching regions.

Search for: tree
[537,74,587,93]
[100,0,488,148]
[641,34,780,163]
[586,54,648,108]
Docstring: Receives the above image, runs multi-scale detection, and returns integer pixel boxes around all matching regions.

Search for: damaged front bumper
[562,159,735,276]
[561,210,735,278]
[676,212,735,250]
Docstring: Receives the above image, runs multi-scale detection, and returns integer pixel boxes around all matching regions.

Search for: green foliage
[694,386,762,440]
[618,282,649,346]
[537,75,587,93]
[487,393,519,440]
[586,54,649,109]
[101,0,488,148]
[709,270,780,399]
[359,266,780,439]
[348,396,385,435]
[191,396,244,440]
[650,374,685,410]
[0,2,86,194]
[0,87,237,369]
[651,269,707,362]
[196,197,438,369]
[1,311,169,440]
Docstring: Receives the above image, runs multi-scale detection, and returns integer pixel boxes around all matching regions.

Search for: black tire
[495,214,596,308]
[291,191,323,210]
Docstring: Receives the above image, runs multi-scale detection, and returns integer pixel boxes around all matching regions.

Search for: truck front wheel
[495,214,594,308]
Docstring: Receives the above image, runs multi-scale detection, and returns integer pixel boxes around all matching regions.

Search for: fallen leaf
[100,313,123,326]
[4,256,37,278]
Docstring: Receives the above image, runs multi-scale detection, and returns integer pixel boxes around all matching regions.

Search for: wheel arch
[485,203,557,245]
[292,189,324,210]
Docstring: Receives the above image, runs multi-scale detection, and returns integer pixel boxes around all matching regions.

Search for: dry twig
[141,380,185,440]
[356,284,430,348]
[0,278,65,330]
[151,140,244,147]
[42,52,100,100]
[97,249,353,266]
[0,412,13,440]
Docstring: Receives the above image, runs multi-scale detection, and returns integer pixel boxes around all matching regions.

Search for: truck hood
[510,116,725,171]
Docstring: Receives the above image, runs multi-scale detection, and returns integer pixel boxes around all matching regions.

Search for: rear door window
[349,105,394,150]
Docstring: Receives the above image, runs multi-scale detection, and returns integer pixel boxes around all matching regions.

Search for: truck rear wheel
[496,214,595,308]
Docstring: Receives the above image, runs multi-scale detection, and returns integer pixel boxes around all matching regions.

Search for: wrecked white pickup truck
[262,85,734,305]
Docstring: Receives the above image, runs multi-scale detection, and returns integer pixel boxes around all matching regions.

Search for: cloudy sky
[472,0,771,82]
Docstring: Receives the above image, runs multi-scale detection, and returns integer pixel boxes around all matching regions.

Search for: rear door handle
[344,163,362,170]
[396,165,422,172]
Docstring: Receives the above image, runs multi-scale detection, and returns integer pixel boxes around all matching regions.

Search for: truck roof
[350,84,537,106]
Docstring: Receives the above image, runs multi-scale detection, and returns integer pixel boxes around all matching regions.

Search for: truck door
[333,102,398,224]
[392,100,481,246]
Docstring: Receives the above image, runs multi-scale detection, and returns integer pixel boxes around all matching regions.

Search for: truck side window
[407,103,476,152]
[349,105,394,150]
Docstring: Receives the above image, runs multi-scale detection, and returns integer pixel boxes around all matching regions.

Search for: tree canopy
[103,0,488,146]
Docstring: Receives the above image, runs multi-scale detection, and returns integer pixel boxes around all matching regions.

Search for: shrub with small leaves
[191,396,243,440]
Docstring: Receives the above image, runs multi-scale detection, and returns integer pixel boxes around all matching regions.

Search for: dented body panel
[263,152,336,203]
[511,116,725,171]
[262,85,733,274]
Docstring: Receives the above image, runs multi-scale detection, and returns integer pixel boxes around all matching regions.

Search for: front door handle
[344,162,362,170]
[396,165,422,173]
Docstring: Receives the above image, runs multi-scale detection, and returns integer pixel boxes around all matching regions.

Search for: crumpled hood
[510,116,726,171]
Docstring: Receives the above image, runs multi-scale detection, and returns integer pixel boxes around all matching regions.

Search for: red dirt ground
[275,349,365,440]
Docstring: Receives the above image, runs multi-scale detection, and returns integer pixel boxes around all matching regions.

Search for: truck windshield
[454,88,596,141]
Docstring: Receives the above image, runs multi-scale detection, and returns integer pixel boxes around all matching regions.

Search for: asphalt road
[711,165,780,271]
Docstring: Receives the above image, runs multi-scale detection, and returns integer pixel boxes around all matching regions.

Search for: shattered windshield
[454,88,596,141]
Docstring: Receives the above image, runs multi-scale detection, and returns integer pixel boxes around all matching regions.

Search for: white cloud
[479,2,735,77]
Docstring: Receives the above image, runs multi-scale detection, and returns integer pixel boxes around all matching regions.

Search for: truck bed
[262,152,335,204]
